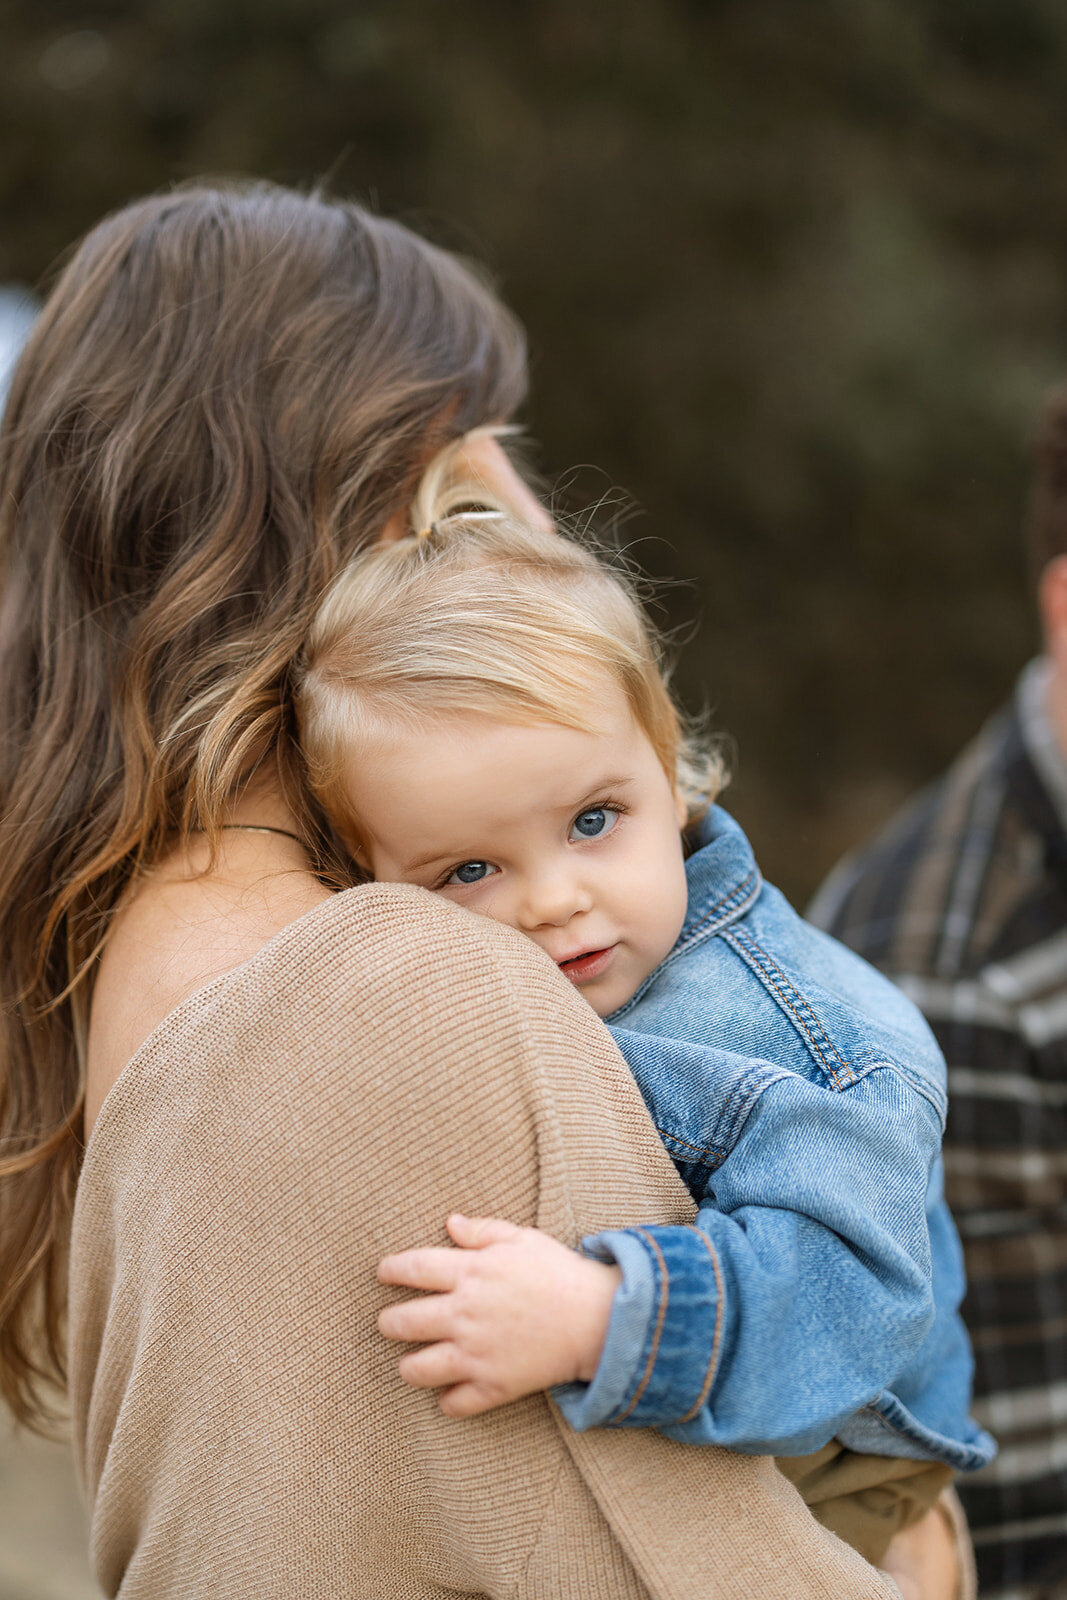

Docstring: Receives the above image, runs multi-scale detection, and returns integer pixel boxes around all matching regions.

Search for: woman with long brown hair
[0,182,937,1597]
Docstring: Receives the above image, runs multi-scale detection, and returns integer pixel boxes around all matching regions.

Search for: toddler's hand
[377,1214,621,1417]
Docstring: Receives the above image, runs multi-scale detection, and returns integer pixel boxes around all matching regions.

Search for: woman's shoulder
[86,832,334,1135]
[85,839,554,1140]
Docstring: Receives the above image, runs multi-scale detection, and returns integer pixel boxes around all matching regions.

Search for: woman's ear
[449,430,554,535]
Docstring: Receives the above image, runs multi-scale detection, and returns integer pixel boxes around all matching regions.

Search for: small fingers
[438,1380,507,1418]
[446,1213,522,1248]
[377,1246,461,1292]
[378,1295,455,1345]
[397,1341,469,1391]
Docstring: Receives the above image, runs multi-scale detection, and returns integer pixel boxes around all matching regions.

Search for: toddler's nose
[517,871,592,930]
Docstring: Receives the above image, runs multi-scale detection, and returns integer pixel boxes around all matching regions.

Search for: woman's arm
[72,885,898,1599]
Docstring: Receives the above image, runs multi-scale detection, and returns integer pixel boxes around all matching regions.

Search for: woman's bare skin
[85,788,326,1138]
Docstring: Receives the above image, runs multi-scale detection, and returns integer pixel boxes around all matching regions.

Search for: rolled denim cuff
[552,1225,725,1431]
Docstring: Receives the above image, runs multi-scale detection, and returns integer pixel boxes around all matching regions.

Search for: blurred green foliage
[4,0,1066,897]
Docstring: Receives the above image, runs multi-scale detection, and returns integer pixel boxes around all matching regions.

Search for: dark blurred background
[6,0,1066,905]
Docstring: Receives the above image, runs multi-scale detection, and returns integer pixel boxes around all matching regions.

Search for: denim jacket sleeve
[553,1033,941,1457]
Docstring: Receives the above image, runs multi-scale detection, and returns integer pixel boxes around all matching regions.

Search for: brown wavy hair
[0,180,527,1430]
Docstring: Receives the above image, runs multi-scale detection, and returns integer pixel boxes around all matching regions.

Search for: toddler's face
[340,681,690,1017]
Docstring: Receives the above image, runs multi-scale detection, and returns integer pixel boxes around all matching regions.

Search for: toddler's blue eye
[570,807,618,840]
[447,860,496,885]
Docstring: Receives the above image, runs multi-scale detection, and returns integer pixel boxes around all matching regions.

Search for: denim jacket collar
[679,807,763,943]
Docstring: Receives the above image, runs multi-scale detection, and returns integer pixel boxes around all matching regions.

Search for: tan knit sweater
[70,883,898,1598]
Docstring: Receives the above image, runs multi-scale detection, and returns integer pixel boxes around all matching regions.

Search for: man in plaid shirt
[810,390,1067,1599]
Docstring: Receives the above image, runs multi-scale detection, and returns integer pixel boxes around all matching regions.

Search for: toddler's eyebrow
[399,848,456,875]
[571,774,635,809]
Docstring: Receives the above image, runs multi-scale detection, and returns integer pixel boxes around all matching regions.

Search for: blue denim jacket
[554,808,996,1472]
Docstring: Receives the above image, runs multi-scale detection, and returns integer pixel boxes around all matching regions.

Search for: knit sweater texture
[70,882,901,1598]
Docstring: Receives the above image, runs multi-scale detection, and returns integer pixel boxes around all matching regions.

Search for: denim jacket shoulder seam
[714,929,946,1106]
[720,925,859,1088]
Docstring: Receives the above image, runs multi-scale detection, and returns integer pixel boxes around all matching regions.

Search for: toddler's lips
[558,946,615,984]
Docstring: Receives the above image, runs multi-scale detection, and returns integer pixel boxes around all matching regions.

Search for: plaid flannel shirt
[810,658,1067,1600]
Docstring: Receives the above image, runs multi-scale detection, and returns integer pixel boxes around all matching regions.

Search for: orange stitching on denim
[681,868,759,943]
[615,1228,670,1422]
[678,1230,724,1424]
[758,968,847,1087]
[656,1126,724,1162]
[724,927,853,1089]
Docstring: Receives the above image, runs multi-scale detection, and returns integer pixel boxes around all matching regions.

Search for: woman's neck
[87,775,330,1137]
[221,773,302,836]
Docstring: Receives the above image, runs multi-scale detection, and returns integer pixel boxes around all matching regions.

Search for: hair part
[0,180,528,1430]
[295,443,724,863]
